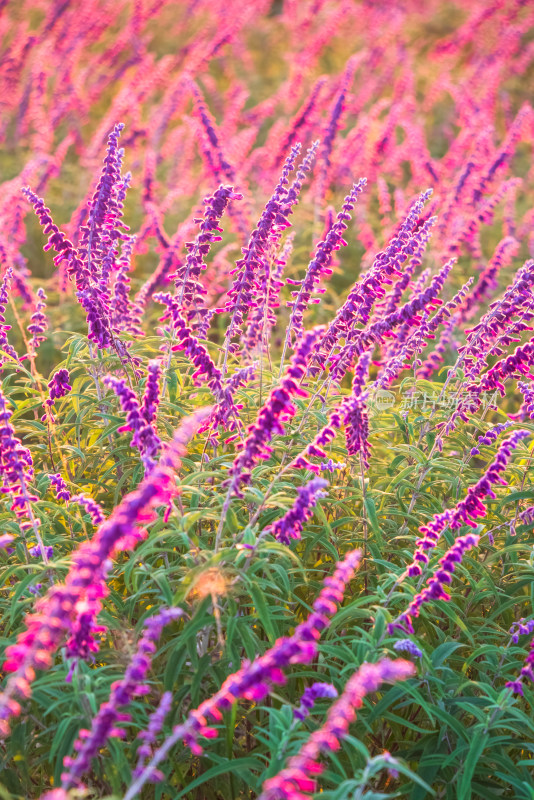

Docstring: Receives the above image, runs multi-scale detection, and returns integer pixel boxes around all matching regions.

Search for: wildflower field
[2,0,534,797]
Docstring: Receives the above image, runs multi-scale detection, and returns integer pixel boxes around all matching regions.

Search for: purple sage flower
[49,473,71,502]
[293,682,338,721]
[258,658,415,799]
[406,430,529,578]
[269,478,328,545]
[393,639,423,658]
[61,608,184,790]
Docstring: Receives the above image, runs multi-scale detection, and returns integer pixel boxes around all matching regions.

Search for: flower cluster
[47,369,72,402]
[0,267,18,364]
[293,682,338,721]
[0,388,40,540]
[321,189,433,355]
[393,639,423,659]
[25,287,48,358]
[61,608,184,790]
[221,145,302,366]
[171,184,242,331]
[122,550,362,798]
[343,350,371,467]
[470,421,513,455]
[71,494,106,525]
[105,375,162,472]
[283,178,367,347]
[509,618,534,644]
[269,478,328,545]
[389,533,481,635]
[140,359,162,425]
[49,473,71,502]
[43,369,72,423]
[0,409,210,735]
[258,658,415,799]
[228,328,321,494]
[406,430,529,578]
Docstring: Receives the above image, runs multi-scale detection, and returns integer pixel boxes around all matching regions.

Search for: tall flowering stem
[243,234,295,356]
[133,691,173,782]
[280,179,366,373]
[0,408,211,736]
[316,55,358,203]
[0,388,48,563]
[105,376,162,473]
[321,189,434,356]
[389,533,481,635]
[245,143,319,357]
[140,359,162,425]
[228,327,322,497]
[122,550,362,800]
[0,267,19,364]
[171,184,242,331]
[24,124,130,352]
[404,430,529,579]
[258,658,415,799]
[25,287,48,360]
[329,257,455,384]
[60,607,184,791]
[344,350,372,468]
[269,478,328,545]
[221,145,301,375]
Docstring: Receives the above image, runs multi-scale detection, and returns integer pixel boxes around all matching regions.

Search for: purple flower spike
[269,478,328,545]
[390,533,481,635]
[228,327,322,495]
[0,267,19,364]
[283,179,366,351]
[29,545,53,560]
[343,350,371,468]
[393,639,423,658]
[72,494,105,525]
[171,184,242,333]
[407,430,529,578]
[49,473,71,503]
[141,360,162,425]
[61,608,184,791]
[221,144,302,370]
[133,691,173,780]
[24,124,129,353]
[320,459,346,473]
[25,288,48,358]
[470,421,513,456]
[259,658,415,799]
[0,388,43,550]
[47,369,72,402]
[322,189,434,356]
[105,376,161,473]
[293,682,338,720]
